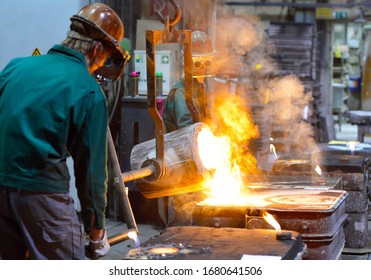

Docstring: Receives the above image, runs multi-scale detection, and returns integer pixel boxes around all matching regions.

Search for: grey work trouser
[0,186,84,260]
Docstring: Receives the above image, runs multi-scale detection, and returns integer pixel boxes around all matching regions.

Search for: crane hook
[155,0,182,28]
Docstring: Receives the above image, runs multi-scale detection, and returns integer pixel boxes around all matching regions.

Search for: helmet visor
[94,44,130,81]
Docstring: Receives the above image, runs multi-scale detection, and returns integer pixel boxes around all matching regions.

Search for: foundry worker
[0,3,129,260]
[162,30,214,133]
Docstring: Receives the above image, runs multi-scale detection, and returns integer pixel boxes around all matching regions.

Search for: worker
[0,3,129,260]
[162,30,214,133]
[162,78,207,133]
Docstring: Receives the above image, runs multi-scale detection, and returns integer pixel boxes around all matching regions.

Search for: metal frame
[107,0,194,246]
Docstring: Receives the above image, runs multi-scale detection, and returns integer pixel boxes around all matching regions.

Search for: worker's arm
[69,91,110,259]
[69,90,108,238]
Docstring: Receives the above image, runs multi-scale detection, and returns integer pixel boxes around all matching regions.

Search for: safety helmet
[191,30,215,78]
[70,3,130,80]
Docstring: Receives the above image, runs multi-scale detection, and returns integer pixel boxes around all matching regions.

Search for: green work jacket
[162,80,193,133]
[0,44,108,233]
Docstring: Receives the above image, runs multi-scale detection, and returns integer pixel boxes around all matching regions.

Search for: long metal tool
[107,128,138,246]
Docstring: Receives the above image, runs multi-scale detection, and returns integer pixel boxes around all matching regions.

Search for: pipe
[108,229,136,246]
[121,165,156,182]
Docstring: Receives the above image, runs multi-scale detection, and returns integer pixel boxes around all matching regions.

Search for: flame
[315,165,322,176]
[262,211,281,230]
[128,230,140,248]
[148,247,179,255]
[198,128,242,198]
[197,128,231,171]
[197,92,260,204]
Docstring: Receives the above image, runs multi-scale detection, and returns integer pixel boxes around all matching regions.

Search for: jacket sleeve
[69,92,108,235]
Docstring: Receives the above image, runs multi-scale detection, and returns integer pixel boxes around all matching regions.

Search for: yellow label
[316,8,333,19]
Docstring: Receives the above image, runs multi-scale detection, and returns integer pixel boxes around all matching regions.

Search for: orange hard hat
[70,3,130,80]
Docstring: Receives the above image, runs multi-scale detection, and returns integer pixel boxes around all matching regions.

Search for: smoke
[208,6,320,173]
[267,75,319,155]
[213,9,276,77]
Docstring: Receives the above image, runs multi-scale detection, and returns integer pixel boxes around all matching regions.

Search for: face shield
[94,43,130,81]
[191,30,215,81]
[180,0,217,81]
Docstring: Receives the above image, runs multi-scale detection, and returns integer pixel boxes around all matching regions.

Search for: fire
[128,230,140,248]
[148,247,179,255]
[262,211,281,230]
[197,128,231,171]
[197,92,260,204]
[198,127,242,198]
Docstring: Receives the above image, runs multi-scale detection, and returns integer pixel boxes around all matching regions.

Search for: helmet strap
[67,30,94,42]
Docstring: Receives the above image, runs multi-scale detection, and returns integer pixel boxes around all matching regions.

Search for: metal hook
[155,0,182,27]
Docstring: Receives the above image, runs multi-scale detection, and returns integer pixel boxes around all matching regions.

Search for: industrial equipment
[108,0,367,261]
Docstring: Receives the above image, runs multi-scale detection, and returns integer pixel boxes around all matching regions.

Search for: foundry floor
[101,213,371,260]
[100,120,371,260]
[99,220,163,260]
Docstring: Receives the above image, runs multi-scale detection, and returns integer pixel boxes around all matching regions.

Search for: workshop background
[3,0,371,260]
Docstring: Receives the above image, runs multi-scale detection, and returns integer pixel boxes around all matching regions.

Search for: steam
[213,10,274,77]
[208,6,320,172]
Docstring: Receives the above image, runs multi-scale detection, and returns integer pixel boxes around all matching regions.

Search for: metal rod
[108,230,135,246]
[107,128,138,234]
[121,165,156,182]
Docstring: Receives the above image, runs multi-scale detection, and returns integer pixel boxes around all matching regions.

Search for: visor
[94,45,130,81]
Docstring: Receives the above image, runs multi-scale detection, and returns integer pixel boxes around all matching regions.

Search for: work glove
[85,230,110,260]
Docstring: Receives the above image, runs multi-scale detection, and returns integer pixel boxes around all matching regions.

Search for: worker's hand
[85,229,110,259]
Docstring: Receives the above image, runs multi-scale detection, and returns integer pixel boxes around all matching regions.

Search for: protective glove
[85,230,110,259]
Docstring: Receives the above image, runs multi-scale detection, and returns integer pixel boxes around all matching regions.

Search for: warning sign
[32,48,41,56]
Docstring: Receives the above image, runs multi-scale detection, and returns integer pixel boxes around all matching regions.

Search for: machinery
[106,0,369,260]
[105,0,309,260]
